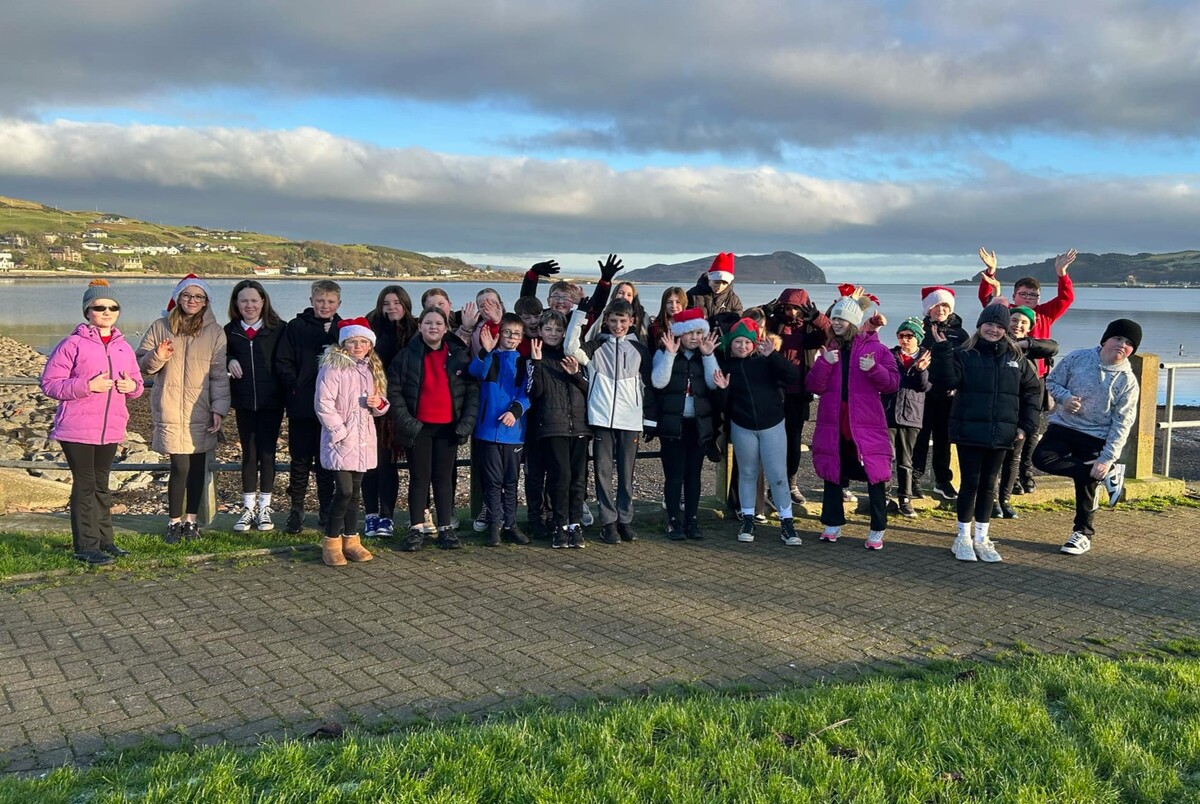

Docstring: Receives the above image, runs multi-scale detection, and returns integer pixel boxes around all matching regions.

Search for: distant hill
[0,195,512,280]
[954,251,1200,287]
[623,251,827,285]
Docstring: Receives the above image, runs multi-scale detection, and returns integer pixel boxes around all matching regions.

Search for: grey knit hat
[82,278,119,312]
[976,303,1010,330]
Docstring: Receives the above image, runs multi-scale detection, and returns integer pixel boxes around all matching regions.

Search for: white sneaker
[234,507,255,532]
[973,538,1002,562]
[581,502,594,527]
[1061,532,1092,555]
[256,506,275,531]
[953,534,978,562]
[865,530,884,550]
[1104,463,1126,507]
[818,528,840,543]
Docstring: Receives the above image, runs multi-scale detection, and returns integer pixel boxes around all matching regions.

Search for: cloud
[3,1,1200,156]
[2,118,1198,260]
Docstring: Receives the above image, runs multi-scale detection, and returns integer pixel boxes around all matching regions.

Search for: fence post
[1124,352,1159,480]
[198,453,217,525]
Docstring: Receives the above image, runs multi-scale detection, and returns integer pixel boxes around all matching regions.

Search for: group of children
[41,248,1143,568]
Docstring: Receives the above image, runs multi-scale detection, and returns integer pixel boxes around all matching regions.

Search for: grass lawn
[2,652,1199,802]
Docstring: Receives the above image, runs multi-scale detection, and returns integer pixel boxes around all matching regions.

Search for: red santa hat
[338,317,376,345]
[920,286,955,315]
[166,273,214,313]
[708,252,735,284]
[670,307,710,336]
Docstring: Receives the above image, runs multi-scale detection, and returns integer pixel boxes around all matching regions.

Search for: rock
[117,472,155,492]
[0,467,71,511]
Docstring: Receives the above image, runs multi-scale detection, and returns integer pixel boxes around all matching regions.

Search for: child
[652,308,720,541]
[137,274,231,542]
[687,252,744,330]
[930,303,1040,563]
[276,279,342,533]
[649,287,688,349]
[514,295,550,536]
[528,310,591,548]
[225,280,285,532]
[362,284,417,538]
[806,289,899,549]
[566,295,651,544]
[915,286,969,500]
[386,307,479,551]
[315,318,390,566]
[712,317,801,545]
[470,312,532,546]
[884,317,931,518]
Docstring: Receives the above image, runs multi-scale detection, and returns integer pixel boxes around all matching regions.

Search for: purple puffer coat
[41,324,145,445]
[315,348,390,472]
[806,331,899,485]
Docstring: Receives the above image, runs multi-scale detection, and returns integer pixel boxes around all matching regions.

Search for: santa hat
[338,317,376,345]
[166,273,214,313]
[670,307,710,336]
[723,317,760,349]
[920,286,955,315]
[708,252,735,284]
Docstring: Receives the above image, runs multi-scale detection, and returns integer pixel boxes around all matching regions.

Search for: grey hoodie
[1045,346,1140,465]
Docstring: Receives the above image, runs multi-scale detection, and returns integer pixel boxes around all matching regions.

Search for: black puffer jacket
[716,350,801,431]
[920,312,969,398]
[224,321,284,411]
[931,338,1041,449]
[652,350,716,443]
[368,312,416,373]
[529,345,591,439]
[386,335,479,448]
[276,309,341,419]
[883,346,931,429]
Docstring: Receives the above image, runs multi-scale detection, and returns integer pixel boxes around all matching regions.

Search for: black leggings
[956,445,1006,524]
[362,435,399,519]
[1033,423,1105,536]
[61,441,119,553]
[327,470,364,538]
[235,407,283,494]
[661,419,705,523]
[168,452,208,518]
[408,424,458,528]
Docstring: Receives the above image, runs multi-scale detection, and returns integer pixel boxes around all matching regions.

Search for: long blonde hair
[328,343,388,397]
[167,304,205,337]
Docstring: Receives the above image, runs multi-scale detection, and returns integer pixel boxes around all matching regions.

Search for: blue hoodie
[469,347,530,444]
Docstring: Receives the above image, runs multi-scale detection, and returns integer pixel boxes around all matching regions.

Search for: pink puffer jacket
[41,324,145,445]
[806,331,899,484]
[316,348,390,472]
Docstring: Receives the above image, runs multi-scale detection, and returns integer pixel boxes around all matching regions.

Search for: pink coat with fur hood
[806,331,899,485]
[316,347,390,473]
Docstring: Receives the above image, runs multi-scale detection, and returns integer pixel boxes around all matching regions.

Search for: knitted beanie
[1009,306,1036,329]
[723,317,760,349]
[896,316,924,339]
[830,296,868,327]
[976,303,1011,330]
[82,278,119,312]
[1101,318,1142,353]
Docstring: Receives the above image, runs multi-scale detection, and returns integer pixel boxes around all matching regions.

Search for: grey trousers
[593,428,638,526]
[730,421,793,519]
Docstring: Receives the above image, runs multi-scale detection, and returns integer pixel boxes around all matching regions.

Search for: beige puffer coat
[136,308,231,454]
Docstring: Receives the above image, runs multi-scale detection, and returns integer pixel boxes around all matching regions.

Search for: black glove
[531,260,560,277]
[799,301,819,322]
[597,254,623,282]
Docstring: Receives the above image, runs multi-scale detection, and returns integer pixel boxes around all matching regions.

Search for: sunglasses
[88,305,121,313]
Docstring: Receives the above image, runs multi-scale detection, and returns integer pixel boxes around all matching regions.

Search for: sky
[1,0,1198,282]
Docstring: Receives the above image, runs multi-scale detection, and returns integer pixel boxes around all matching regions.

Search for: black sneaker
[685,519,705,540]
[999,499,1019,519]
[1021,476,1037,494]
[285,508,304,534]
[934,482,959,501]
[164,521,182,544]
[74,551,114,566]
[439,527,462,550]
[617,523,638,542]
[738,514,756,543]
[552,527,569,549]
[780,518,802,546]
[401,528,424,552]
[100,544,130,558]
[503,524,530,545]
[181,521,201,541]
[898,497,916,518]
[705,441,723,463]
[567,525,586,548]
[1010,483,1025,496]
[666,518,686,541]
[599,523,620,544]
[911,486,925,500]
[486,523,502,547]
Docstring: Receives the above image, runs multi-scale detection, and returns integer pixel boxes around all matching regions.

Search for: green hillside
[955,251,1200,286]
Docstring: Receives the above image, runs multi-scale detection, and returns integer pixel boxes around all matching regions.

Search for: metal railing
[1158,361,1200,478]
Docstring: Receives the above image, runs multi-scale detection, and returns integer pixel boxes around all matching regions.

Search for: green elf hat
[896,316,924,339]
[723,317,761,350]
[1010,306,1036,329]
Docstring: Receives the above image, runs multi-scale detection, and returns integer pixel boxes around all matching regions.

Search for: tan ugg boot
[322,536,348,567]
[341,534,373,562]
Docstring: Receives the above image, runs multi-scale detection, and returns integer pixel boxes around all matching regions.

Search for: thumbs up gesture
[115,370,136,394]
[88,372,114,393]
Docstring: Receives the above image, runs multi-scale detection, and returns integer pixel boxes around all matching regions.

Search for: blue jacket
[469,348,530,444]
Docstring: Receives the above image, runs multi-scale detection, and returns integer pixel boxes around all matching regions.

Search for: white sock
[957,521,970,539]
[974,521,990,543]
[741,508,756,517]
[242,493,256,509]
[822,525,839,535]
[258,492,272,509]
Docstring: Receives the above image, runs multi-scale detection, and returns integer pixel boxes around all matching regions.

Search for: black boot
[503,524,530,545]
[486,523,502,547]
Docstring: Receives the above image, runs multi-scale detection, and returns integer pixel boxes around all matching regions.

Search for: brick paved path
[3,505,1199,773]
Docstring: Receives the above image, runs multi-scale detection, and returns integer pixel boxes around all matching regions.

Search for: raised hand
[863,312,886,333]
[859,353,876,371]
[799,301,819,322]
[757,337,775,356]
[699,329,718,356]
[88,372,114,393]
[930,326,947,344]
[820,346,839,364]
[531,260,560,277]
[479,325,498,352]
[530,338,543,361]
[459,302,479,331]
[711,368,730,389]
[661,330,679,354]
[155,337,174,361]
[480,296,502,322]
[228,358,243,379]
[978,247,998,275]
[982,273,1003,299]
[598,254,623,282]
[915,350,932,371]
[562,356,580,375]
[1055,248,1078,276]
[115,370,136,394]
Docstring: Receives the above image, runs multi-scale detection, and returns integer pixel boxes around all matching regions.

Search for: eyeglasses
[1014,291,1040,300]
[88,305,121,313]
[548,295,573,303]
[500,329,525,338]
[179,293,208,302]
